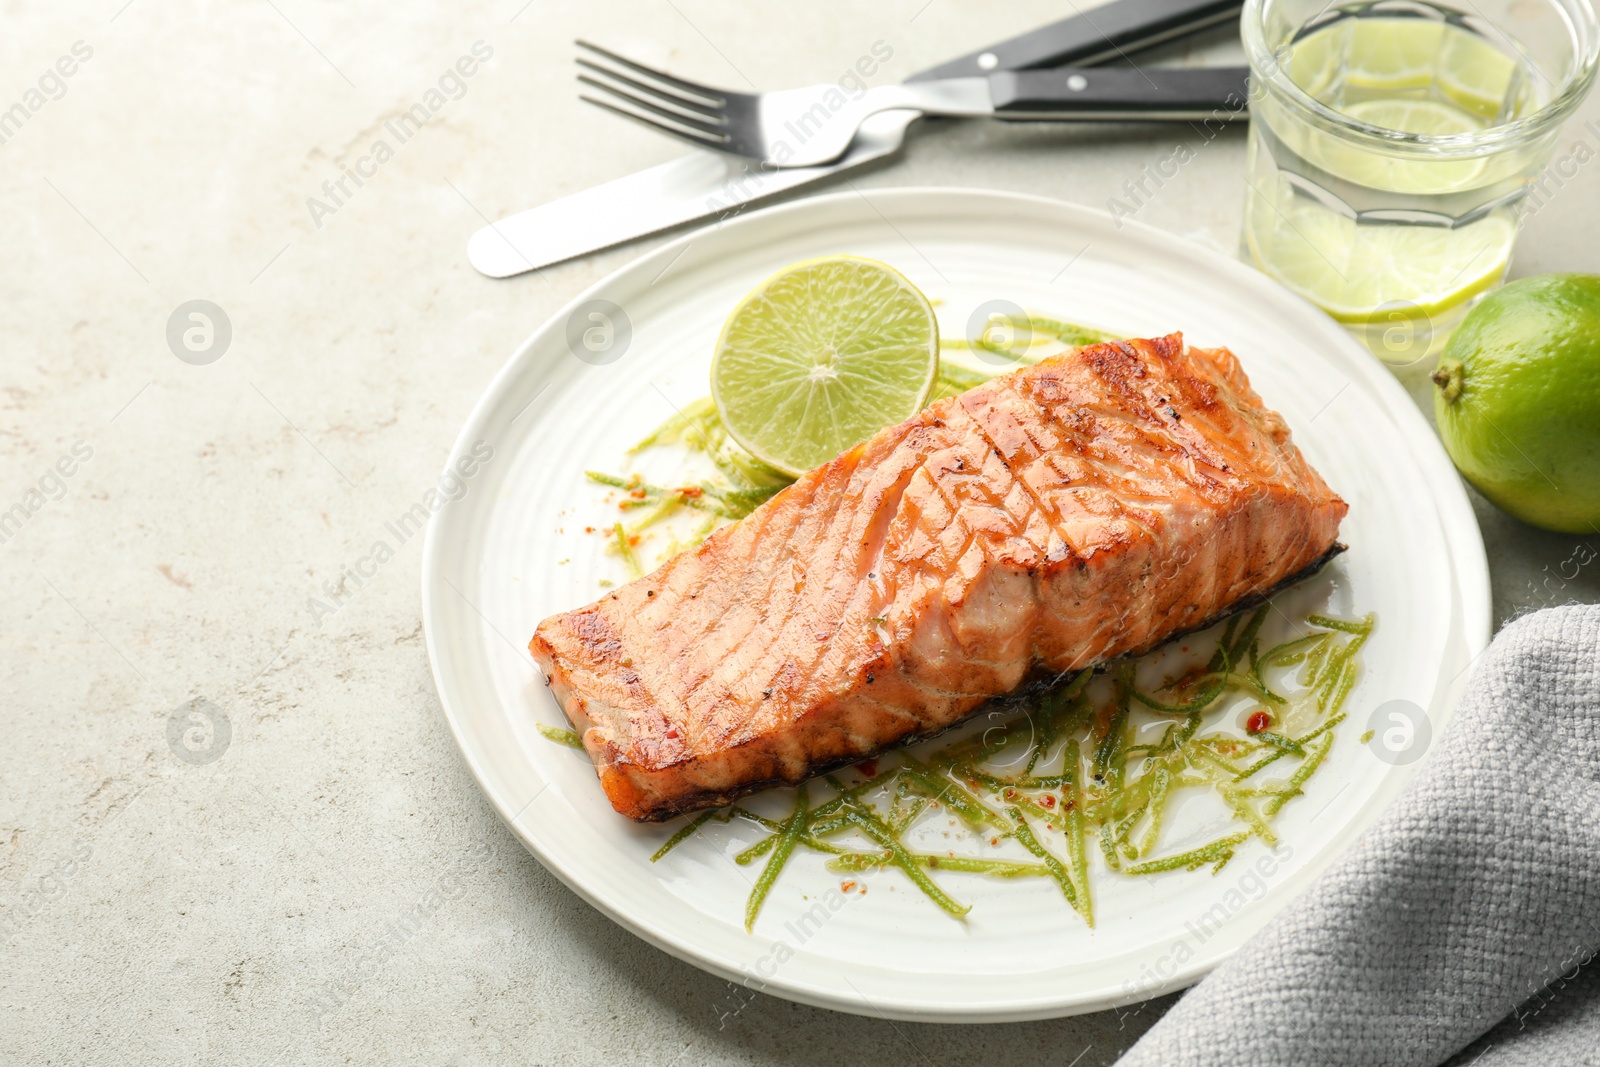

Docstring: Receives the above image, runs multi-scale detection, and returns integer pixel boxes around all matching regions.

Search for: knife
[468,0,1245,278]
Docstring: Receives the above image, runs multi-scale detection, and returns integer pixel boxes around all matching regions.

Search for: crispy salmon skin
[530,334,1347,821]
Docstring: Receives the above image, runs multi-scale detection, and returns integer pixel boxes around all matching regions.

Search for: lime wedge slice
[1247,203,1513,324]
[711,256,939,477]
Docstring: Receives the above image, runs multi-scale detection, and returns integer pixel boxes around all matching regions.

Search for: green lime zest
[535,724,584,749]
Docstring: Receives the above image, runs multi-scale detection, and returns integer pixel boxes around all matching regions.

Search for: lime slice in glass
[711,256,939,477]
[1313,98,1487,192]
[1345,97,1481,135]
[1345,17,1445,92]
[1247,203,1514,324]
[1436,29,1522,120]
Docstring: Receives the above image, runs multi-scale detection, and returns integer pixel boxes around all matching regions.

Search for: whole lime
[1432,274,1600,534]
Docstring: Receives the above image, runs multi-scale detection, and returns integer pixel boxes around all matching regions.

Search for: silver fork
[575,40,1249,170]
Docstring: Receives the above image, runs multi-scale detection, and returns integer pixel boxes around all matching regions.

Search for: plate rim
[422,185,1493,1022]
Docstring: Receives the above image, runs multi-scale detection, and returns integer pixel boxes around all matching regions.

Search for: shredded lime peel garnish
[548,607,1375,932]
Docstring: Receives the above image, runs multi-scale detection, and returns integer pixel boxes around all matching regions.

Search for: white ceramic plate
[423,188,1490,1023]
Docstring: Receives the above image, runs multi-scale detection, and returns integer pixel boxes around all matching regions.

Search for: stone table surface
[2,2,1597,1065]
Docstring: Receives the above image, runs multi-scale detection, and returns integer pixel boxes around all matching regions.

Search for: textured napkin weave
[1117,605,1600,1067]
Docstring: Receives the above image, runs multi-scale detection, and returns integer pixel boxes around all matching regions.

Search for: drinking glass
[1241,0,1599,365]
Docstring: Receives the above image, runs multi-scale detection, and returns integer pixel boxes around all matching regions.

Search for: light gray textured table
[3,3,1597,1065]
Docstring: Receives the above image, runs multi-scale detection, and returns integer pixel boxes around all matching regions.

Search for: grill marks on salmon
[530,334,1347,821]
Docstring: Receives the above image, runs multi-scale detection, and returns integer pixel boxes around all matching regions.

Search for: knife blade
[467,109,919,279]
[468,0,1244,278]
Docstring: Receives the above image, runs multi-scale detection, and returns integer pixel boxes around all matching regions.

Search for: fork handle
[989,67,1250,122]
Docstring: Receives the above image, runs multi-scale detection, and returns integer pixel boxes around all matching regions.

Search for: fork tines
[575,40,733,150]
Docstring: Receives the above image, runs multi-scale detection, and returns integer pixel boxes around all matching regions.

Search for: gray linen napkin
[1117,604,1600,1067]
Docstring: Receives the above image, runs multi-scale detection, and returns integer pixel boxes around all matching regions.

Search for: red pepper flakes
[1040,794,1058,809]
[680,486,703,497]
[1246,710,1272,734]
[856,759,879,778]
[841,880,856,893]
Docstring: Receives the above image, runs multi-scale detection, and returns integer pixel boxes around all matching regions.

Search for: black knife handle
[908,0,1244,82]
[988,66,1250,121]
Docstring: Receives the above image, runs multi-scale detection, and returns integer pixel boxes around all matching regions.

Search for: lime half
[711,256,939,476]
[1248,203,1513,324]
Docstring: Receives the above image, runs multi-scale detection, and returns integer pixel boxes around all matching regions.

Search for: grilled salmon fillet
[531,333,1347,821]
